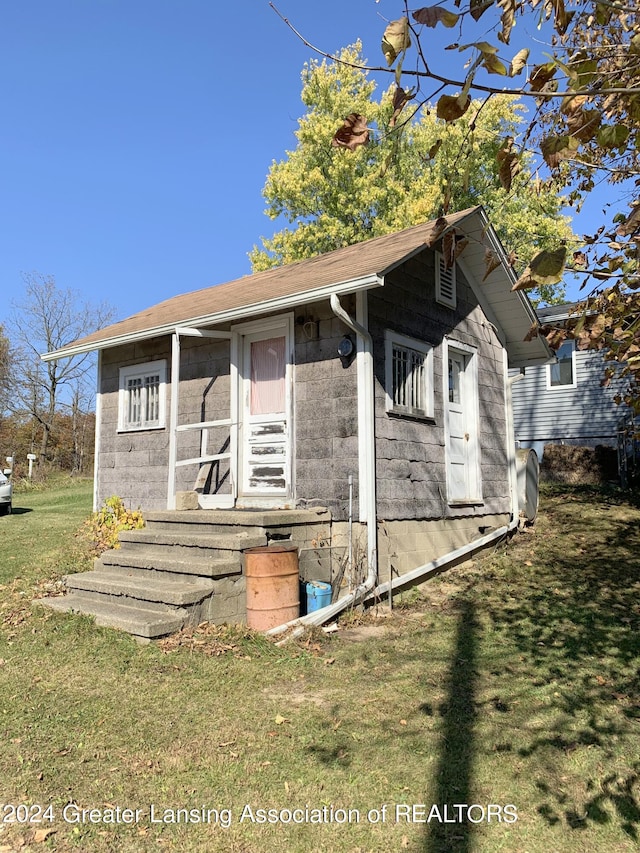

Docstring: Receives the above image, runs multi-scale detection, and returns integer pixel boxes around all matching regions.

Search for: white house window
[118,360,167,431]
[385,331,434,419]
[435,250,457,309]
[547,340,576,389]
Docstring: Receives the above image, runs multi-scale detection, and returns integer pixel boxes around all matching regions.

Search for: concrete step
[118,528,267,559]
[97,550,241,579]
[65,569,214,607]
[35,594,187,639]
[143,508,331,535]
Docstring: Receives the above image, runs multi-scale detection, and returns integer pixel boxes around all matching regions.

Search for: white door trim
[231,313,295,508]
[442,336,483,505]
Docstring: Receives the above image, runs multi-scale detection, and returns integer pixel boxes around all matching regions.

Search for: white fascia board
[40,273,383,362]
[457,256,507,348]
[475,209,541,330]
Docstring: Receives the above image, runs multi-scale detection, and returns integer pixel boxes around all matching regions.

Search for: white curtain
[250,336,286,415]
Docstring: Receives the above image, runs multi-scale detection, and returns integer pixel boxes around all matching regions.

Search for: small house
[511,301,634,461]
[39,207,551,638]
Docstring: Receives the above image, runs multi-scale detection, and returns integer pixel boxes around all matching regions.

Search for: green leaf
[569,58,599,89]
[596,125,630,151]
[513,247,568,290]
[541,134,580,168]
[529,62,557,92]
[458,41,498,54]
[482,54,508,75]
[382,18,411,66]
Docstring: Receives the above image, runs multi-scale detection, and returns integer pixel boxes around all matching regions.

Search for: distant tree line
[0,273,114,480]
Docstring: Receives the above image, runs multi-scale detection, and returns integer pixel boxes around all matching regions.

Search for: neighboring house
[39,206,551,638]
[511,301,633,460]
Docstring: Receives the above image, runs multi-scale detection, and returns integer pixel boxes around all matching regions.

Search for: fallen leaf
[274,714,289,725]
[33,828,56,843]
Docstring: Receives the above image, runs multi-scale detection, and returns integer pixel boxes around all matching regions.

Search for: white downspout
[330,291,377,581]
[93,350,103,512]
[266,293,378,639]
[166,330,181,510]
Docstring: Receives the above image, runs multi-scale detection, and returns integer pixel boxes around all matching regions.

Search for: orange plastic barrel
[244,545,300,630]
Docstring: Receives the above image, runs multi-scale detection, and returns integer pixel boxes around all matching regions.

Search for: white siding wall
[511,348,630,453]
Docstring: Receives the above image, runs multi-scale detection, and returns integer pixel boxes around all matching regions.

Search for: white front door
[237,317,293,504]
[445,342,481,504]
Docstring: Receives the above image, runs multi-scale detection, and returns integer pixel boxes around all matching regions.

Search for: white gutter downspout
[267,291,378,638]
[268,340,523,639]
[166,331,181,510]
[330,292,377,591]
[93,350,103,512]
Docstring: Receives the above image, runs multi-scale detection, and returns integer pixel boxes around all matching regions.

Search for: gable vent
[435,251,457,308]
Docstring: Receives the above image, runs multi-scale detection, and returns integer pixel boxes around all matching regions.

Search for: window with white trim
[435,250,457,308]
[547,340,576,389]
[385,331,434,419]
[118,360,167,431]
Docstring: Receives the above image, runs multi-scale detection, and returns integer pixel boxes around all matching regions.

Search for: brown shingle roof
[44,208,479,359]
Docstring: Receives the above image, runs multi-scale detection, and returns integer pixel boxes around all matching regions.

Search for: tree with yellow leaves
[251,43,573,303]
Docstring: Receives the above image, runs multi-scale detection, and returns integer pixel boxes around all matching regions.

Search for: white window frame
[546,339,577,390]
[118,359,167,432]
[435,250,457,309]
[385,330,434,420]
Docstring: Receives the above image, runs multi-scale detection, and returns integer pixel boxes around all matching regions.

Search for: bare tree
[9,273,115,465]
[0,324,11,419]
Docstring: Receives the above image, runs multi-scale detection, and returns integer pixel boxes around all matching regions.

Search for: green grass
[0,481,638,852]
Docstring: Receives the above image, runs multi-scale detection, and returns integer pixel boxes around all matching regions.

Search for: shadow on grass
[423,597,478,853]
[483,488,640,841]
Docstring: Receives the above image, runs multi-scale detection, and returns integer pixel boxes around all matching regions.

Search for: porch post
[166,330,181,510]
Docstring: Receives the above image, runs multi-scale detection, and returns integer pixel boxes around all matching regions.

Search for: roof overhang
[42,273,383,361]
[41,206,552,368]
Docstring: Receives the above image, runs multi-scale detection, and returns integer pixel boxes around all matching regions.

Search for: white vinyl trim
[93,350,103,512]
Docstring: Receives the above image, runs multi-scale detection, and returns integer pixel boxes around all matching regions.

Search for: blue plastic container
[306,581,332,613]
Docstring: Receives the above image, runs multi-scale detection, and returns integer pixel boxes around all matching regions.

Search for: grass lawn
[0,479,638,852]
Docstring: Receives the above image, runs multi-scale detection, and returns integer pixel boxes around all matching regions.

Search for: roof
[43,206,551,367]
[537,301,587,324]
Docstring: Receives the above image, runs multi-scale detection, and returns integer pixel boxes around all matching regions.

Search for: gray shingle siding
[368,248,510,522]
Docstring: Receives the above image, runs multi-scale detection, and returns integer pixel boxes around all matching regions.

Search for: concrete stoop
[35,506,331,640]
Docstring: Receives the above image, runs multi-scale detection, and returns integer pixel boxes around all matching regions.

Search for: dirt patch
[335,624,389,642]
[541,443,618,485]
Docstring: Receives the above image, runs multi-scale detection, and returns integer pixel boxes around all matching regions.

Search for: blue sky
[0,1,601,334]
